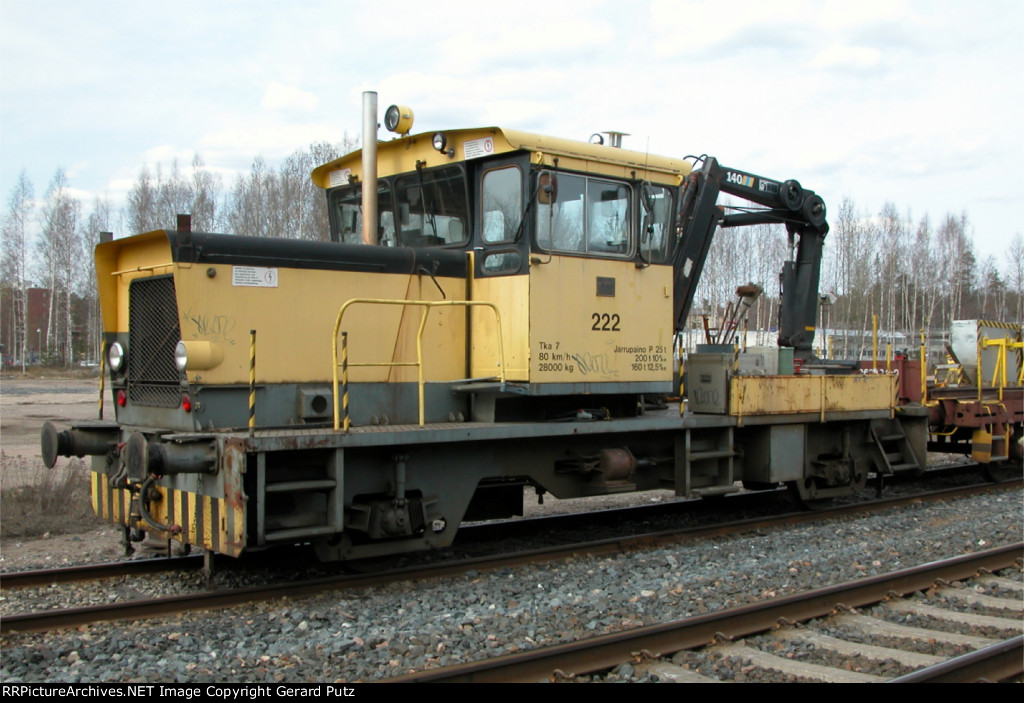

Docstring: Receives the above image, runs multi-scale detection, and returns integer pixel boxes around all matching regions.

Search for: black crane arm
[672,157,829,359]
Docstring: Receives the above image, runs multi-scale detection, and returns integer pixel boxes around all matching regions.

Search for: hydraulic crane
[672,157,829,360]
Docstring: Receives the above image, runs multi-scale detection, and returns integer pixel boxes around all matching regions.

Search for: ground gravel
[1,486,1020,683]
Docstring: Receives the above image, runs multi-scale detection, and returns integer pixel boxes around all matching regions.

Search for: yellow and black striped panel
[978,320,1023,331]
[91,472,246,557]
[91,471,133,525]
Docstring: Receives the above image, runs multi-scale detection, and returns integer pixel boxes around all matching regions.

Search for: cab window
[331,183,396,245]
[640,184,674,263]
[394,166,469,247]
[535,173,632,257]
[481,165,522,243]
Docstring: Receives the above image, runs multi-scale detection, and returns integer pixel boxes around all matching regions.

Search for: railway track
[2,471,1012,592]
[0,554,204,589]
[2,480,1018,635]
[386,545,1024,682]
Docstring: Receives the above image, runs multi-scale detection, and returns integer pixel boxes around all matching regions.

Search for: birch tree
[155,161,191,230]
[125,165,158,233]
[876,202,906,336]
[37,168,81,365]
[1,170,34,371]
[190,154,221,232]
[225,155,280,237]
[81,196,113,361]
[1007,233,1023,323]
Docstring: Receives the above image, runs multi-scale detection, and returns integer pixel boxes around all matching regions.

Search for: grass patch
[0,452,105,539]
[0,366,100,381]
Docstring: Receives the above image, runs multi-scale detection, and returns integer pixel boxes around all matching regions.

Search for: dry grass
[0,452,104,538]
[0,366,100,381]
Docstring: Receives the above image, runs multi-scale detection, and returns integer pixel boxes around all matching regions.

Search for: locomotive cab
[312,127,689,421]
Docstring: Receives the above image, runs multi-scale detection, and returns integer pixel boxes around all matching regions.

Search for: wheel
[787,467,866,510]
[982,460,1023,483]
[787,478,833,510]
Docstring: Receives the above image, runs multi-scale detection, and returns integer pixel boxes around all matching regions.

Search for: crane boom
[672,157,828,359]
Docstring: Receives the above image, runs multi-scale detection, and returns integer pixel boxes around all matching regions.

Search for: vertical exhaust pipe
[362,91,378,245]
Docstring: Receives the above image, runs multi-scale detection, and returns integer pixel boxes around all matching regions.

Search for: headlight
[173,340,223,370]
[174,341,188,371]
[432,132,447,152]
[384,104,414,135]
[108,342,125,372]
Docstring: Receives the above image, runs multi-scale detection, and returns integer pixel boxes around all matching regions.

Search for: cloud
[435,19,614,72]
[142,145,194,165]
[650,0,815,56]
[64,161,91,181]
[261,82,319,112]
[66,186,95,203]
[810,44,882,70]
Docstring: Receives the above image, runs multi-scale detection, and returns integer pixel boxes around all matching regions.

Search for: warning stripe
[90,473,245,557]
[978,320,1021,331]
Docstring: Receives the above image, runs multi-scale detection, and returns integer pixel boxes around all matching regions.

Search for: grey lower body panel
[87,405,929,561]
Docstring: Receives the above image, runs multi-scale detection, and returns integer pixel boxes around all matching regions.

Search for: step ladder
[257,449,344,545]
[870,420,922,496]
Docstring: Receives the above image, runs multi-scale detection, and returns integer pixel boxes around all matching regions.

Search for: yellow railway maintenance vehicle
[44,95,964,563]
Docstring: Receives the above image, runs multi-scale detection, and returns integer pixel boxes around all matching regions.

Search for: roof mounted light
[384,104,414,135]
[432,132,454,158]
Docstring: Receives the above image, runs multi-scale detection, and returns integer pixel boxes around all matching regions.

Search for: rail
[386,543,1023,683]
[331,298,505,429]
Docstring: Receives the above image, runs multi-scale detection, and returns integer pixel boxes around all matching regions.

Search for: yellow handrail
[920,329,928,405]
[872,314,878,371]
[331,298,505,429]
[981,336,1023,401]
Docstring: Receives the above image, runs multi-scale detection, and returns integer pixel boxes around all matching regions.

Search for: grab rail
[332,298,505,429]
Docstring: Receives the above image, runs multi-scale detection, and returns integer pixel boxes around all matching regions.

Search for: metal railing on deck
[331,298,505,430]
[980,336,1024,402]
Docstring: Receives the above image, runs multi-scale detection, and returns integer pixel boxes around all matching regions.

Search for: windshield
[329,165,470,248]
[394,165,469,247]
[331,183,396,245]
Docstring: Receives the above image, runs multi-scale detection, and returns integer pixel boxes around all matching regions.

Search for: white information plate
[463,136,495,160]
[232,266,279,288]
[328,168,352,187]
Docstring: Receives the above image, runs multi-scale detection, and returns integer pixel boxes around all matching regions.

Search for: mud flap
[972,426,992,463]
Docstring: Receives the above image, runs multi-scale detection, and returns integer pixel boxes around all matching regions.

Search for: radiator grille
[128,275,183,407]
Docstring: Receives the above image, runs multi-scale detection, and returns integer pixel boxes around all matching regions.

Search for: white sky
[1,0,1021,268]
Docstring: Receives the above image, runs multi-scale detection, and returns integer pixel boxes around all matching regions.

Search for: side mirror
[538,171,558,205]
[640,182,655,213]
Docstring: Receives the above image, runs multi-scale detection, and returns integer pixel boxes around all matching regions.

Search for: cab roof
[311,127,692,189]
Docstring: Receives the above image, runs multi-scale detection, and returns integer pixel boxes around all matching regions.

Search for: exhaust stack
[361,91,378,245]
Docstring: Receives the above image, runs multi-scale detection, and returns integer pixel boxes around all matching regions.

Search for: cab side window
[640,184,673,263]
[481,166,522,243]
[587,180,630,254]
[536,174,632,258]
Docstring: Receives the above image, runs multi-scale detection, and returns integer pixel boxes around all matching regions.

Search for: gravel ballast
[1,486,1020,683]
